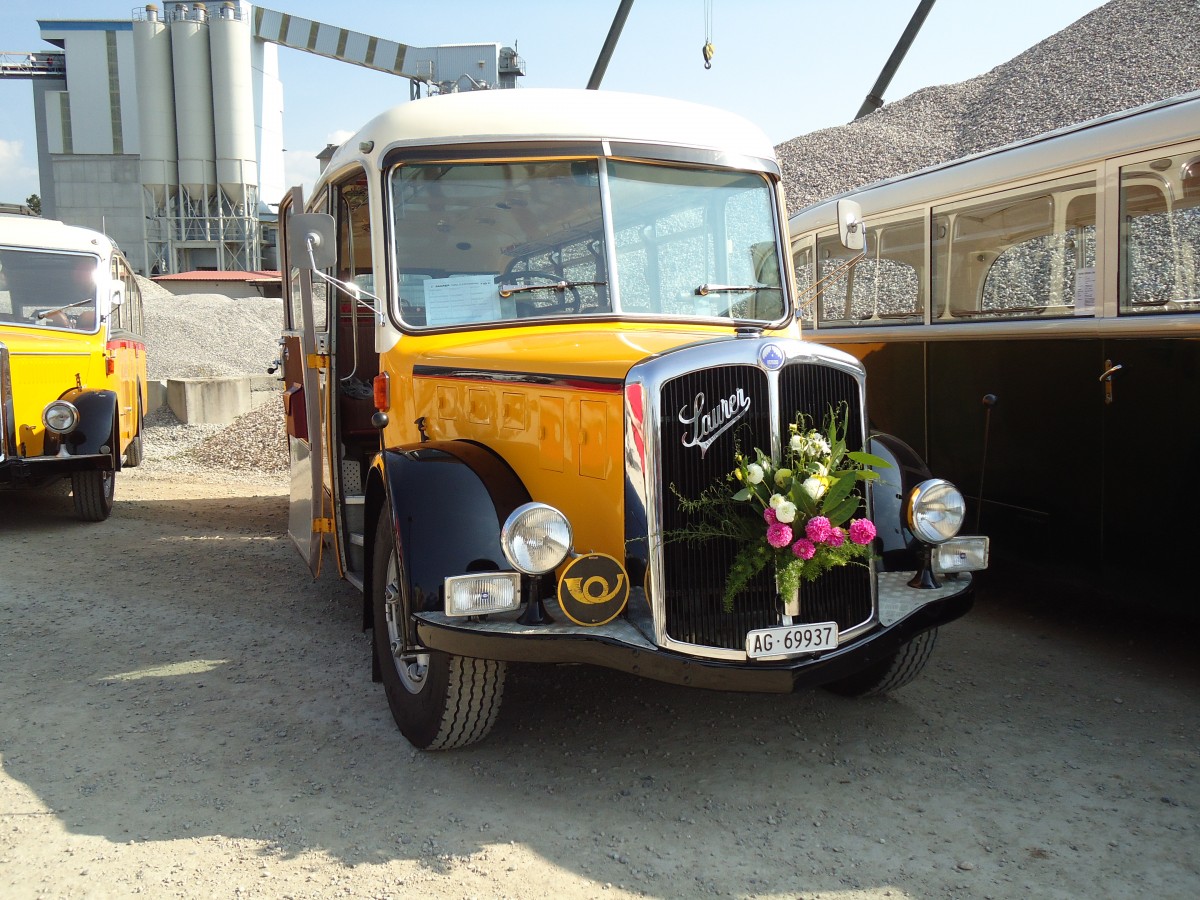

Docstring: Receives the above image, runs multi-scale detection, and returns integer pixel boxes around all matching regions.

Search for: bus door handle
[1099,360,1123,405]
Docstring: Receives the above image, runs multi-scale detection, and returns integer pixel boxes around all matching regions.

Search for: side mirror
[837,199,866,252]
[287,213,337,270]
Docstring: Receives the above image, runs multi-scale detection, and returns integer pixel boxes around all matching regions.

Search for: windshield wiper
[694,283,781,296]
[36,297,96,320]
[498,279,607,298]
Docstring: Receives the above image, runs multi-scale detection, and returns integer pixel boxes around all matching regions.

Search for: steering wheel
[501,270,582,316]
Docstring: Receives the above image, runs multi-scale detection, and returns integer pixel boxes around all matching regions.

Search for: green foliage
[665,404,890,612]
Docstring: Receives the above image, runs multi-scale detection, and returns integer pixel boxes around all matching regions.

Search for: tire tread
[428,657,506,750]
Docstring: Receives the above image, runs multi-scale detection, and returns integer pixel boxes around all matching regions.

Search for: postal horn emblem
[557,553,630,626]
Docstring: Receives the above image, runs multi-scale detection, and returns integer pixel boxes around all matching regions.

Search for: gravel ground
[1,471,1198,899]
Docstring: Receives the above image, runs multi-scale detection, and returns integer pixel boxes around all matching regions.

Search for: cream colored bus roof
[0,215,114,257]
[323,88,776,173]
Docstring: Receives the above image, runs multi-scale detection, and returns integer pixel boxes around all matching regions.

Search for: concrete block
[250,374,283,392]
[166,376,251,425]
[146,379,167,412]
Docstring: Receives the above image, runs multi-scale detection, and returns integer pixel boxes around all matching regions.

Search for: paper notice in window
[423,275,500,326]
[1074,267,1096,315]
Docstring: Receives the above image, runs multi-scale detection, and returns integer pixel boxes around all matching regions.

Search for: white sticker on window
[1075,267,1096,315]
[423,275,500,326]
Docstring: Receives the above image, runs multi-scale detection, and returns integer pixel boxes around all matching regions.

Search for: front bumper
[415,571,974,693]
[0,451,113,487]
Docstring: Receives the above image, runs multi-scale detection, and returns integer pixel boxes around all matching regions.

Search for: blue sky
[0,0,1108,204]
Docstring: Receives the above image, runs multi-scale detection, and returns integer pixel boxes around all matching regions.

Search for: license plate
[745,622,838,659]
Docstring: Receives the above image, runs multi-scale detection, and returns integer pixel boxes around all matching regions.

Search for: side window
[1120,151,1200,314]
[792,242,814,325]
[816,214,925,326]
[337,174,373,301]
[932,175,1097,320]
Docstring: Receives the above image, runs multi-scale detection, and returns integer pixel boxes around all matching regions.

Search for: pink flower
[805,516,832,544]
[791,538,816,560]
[763,508,777,525]
[848,518,877,545]
[766,522,793,548]
[827,527,846,548]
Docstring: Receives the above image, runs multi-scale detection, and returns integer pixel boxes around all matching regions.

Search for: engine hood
[405,325,763,382]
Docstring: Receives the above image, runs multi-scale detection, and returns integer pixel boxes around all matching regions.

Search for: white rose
[775,500,797,523]
[745,463,764,485]
[789,433,803,453]
[812,435,831,455]
[769,493,785,510]
[802,476,826,500]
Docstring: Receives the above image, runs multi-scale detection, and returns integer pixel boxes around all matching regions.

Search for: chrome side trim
[0,343,14,463]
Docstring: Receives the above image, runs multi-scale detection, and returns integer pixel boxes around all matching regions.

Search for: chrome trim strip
[3,351,92,358]
[0,343,14,463]
[411,365,623,393]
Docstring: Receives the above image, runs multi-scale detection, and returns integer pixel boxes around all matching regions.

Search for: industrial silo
[169,3,217,201]
[209,2,258,209]
[132,4,178,208]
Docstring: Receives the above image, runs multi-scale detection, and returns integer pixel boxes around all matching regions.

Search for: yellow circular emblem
[557,553,630,626]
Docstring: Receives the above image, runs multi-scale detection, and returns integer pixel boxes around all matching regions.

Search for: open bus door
[279,186,338,575]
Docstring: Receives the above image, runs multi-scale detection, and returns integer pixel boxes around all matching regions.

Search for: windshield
[0,248,100,332]
[389,158,786,328]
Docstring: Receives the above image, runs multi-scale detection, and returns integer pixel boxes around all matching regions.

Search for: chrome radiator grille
[657,359,872,651]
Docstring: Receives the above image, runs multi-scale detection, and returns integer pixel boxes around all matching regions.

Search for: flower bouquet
[671,407,889,612]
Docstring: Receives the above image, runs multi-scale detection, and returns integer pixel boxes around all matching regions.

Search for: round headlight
[905,478,966,544]
[501,502,573,575]
[43,400,80,435]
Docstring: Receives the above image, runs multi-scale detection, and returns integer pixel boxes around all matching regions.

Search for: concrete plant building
[6,2,524,276]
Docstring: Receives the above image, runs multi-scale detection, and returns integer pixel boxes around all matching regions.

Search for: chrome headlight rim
[500,501,573,575]
[42,400,80,436]
[905,478,966,545]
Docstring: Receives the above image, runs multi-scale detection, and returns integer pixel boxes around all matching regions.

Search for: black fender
[49,388,119,466]
[866,432,931,571]
[362,440,532,631]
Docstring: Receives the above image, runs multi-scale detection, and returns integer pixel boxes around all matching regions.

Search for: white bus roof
[320,88,777,178]
[0,215,116,257]
[789,90,1200,233]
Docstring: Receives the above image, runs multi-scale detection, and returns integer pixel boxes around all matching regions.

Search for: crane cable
[702,0,714,69]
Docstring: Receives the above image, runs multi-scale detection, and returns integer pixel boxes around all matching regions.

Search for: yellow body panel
[1,323,146,458]
[379,321,798,560]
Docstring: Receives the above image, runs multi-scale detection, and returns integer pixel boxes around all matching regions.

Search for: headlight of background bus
[42,400,80,435]
[501,502,573,574]
[905,479,965,544]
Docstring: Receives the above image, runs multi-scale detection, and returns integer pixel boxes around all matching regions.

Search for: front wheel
[71,469,115,522]
[823,628,938,697]
[370,507,506,749]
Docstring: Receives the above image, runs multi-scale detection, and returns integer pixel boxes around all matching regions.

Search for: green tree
[25,193,41,216]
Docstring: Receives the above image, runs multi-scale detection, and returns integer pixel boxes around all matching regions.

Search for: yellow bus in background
[0,215,148,521]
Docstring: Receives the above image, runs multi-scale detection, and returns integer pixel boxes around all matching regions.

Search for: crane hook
[702,41,714,69]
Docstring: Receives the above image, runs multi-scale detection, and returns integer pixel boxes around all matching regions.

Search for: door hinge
[312,517,334,533]
[306,353,329,369]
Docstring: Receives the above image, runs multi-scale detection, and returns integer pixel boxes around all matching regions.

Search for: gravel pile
[137,275,289,477]
[776,0,1200,212]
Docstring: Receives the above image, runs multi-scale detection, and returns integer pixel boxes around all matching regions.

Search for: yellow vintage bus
[279,88,987,749]
[0,215,148,521]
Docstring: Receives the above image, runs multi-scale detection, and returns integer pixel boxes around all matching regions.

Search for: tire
[370,506,506,749]
[824,628,938,697]
[71,468,115,522]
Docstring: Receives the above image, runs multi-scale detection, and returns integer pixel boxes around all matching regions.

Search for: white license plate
[745,621,838,659]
